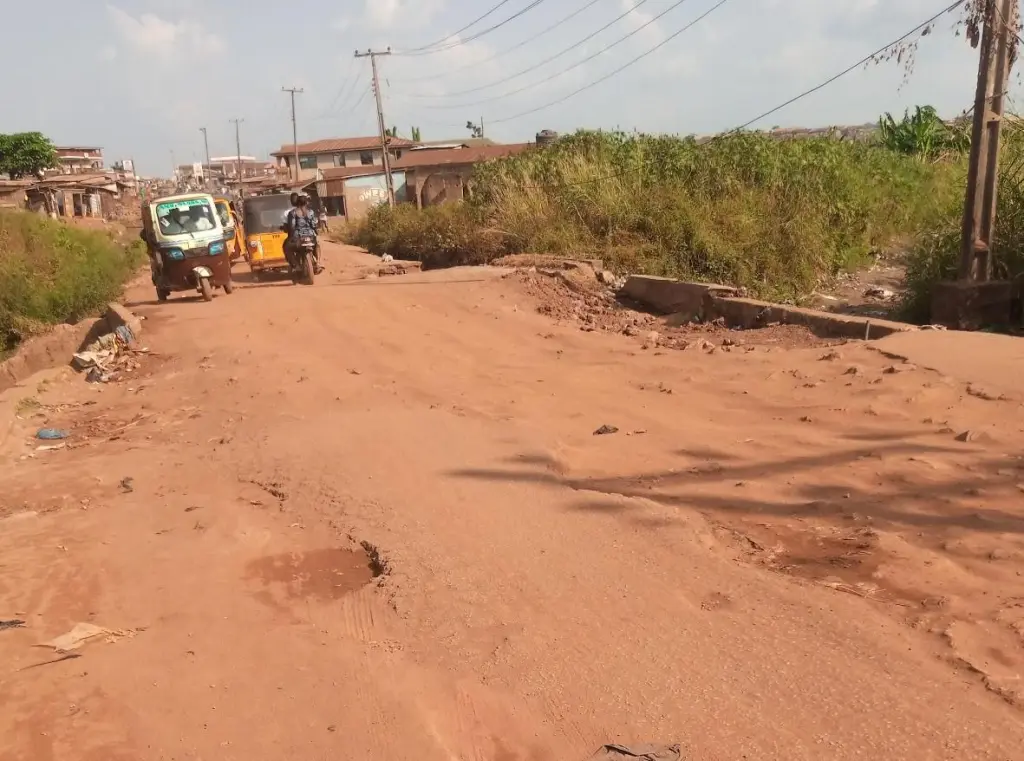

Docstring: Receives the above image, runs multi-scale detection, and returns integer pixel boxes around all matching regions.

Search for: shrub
[0,211,145,350]
[902,131,1024,322]
[348,130,960,301]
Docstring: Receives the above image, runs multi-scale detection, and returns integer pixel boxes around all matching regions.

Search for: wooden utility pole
[960,0,1017,281]
[230,118,244,196]
[282,87,304,184]
[355,48,395,206]
[199,127,212,190]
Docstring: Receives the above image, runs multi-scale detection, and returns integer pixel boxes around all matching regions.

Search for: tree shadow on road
[451,440,1024,535]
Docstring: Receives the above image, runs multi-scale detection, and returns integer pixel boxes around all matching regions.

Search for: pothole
[246,545,382,604]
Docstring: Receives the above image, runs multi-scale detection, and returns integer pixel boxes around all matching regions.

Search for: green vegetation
[0,211,145,351]
[877,105,969,161]
[350,130,960,302]
[0,132,58,179]
[902,132,1024,321]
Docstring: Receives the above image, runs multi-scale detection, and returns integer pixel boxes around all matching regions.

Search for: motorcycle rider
[284,192,322,273]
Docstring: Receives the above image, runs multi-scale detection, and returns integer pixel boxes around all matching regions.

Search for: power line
[491,0,731,124]
[396,0,517,54]
[320,61,365,117]
[395,0,550,57]
[399,0,654,97]
[350,85,372,114]
[722,0,967,135]
[396,0,608,84]
[417,0,696,109]
[516,0,969,189]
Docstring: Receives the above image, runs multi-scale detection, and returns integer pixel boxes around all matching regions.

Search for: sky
[0,0,1014,175]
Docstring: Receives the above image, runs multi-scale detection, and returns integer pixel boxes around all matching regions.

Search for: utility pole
[355,48,395,206]
[199,127,212,191]
[480,116,485,139]
[230,118,244,196]
[959,0,1017,281]
[282,87,304,184]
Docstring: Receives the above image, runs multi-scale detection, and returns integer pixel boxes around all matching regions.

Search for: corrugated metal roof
[272,136,417,157]
[319,166,390,182]
[393,143,532,169]
[414,138,496,149]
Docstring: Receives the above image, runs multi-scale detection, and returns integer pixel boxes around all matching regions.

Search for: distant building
[54,146,104,174]
[317,142,533,221]
[272,136,417,182]
[174,156,277,192]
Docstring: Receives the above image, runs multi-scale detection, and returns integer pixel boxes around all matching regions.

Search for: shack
[0,180,30,210]
[26,173,129,219]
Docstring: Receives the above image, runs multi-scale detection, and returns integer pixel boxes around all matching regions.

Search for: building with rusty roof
[271,136,418,183]
[315,142,534,221]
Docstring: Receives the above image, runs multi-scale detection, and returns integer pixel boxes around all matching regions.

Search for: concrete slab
[620,276,737,320]
[707,296,914,339]
[930,280,1019,330]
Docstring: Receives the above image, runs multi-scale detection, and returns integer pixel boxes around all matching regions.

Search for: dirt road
[2,242,1024,761]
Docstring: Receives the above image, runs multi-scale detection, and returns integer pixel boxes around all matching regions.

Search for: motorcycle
[289,234,319,286]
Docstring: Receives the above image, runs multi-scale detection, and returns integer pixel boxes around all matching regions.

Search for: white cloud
[99,45,117,62]
[106,4,225,58]
[362,0,447,31]
[620,0,663,45]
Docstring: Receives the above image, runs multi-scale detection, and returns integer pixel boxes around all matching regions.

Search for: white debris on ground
[71,324,146,384]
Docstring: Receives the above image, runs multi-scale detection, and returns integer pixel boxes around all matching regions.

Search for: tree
[877,0,1020,75]
[385,126,399,138]
[0,132,58,179]
[877,105,969,159]
[466,120,484,139]
[411,126,422,142]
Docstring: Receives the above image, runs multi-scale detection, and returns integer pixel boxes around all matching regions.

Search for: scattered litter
[0,619,26,631]
[71,324,142,384]
[35,428,69,440]
[119,476,135,493]
[184,505,202,512]
[38,622,131,653]
[593,424,619,435]
[864,286,895,300]
[381,253,394,263]
[583,745,681,761]
[627,429,647,436]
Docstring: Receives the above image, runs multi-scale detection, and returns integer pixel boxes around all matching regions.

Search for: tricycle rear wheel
[156,287,170,302]
[223,279,234,295]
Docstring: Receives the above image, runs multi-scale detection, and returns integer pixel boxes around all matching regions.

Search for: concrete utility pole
[282,87,304,184]
[959,0,1017,281]
[230,118,244,195]
[355,48,395,207]
[199,127,212,190]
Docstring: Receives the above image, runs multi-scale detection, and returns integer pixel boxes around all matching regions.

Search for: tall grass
[0,211,145,351]
[350,130,960,301]
[903,126,1024,322]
